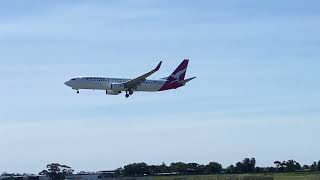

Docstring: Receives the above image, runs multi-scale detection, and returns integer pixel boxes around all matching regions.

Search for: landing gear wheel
[77,90,79,94]
[125,94,130,98]
[129,90,133,95]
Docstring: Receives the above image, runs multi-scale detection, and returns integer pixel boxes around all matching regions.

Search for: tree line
[115,158,320,176]
[2,158,320,180]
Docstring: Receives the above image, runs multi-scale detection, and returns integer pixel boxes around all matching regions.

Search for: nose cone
[64,80,72,87]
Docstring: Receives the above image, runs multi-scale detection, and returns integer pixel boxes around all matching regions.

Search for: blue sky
[0,0,320,174]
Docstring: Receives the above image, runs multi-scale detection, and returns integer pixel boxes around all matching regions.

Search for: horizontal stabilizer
[178,77,196,85]
[161,76,169,80]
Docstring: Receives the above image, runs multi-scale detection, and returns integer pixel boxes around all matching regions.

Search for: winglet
[155,61,162,71]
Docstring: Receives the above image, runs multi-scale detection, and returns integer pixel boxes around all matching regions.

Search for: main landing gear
[76,90,79,94]
[125,90,134,98]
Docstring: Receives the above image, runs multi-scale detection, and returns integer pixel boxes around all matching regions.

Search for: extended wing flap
[123,61,162,89]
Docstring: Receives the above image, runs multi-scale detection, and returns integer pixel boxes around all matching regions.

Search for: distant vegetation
[112,158,320,176]
[2,159,320,179]
[38,163,74,180]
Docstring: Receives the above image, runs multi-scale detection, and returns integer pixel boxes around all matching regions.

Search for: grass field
[153,173,320,180]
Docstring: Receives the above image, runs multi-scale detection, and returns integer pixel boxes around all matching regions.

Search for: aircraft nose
[64,80,71,87]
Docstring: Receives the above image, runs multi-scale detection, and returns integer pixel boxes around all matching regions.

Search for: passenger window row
[83,78,161,84]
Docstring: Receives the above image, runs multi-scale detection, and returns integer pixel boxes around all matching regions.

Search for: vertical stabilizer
[167,59,189,82]
[159,59,192,91]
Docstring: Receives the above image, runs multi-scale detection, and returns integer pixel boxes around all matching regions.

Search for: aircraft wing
[123,61,162,89]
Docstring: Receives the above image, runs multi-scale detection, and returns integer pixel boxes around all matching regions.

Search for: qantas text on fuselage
[64,59,195,98]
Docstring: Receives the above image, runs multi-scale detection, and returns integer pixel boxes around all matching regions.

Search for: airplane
[64,59,195,98]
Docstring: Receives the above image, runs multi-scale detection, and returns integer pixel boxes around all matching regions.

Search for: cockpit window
[71,78,76,81]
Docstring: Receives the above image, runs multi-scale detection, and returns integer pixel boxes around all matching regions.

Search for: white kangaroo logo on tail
[170,68,187,83]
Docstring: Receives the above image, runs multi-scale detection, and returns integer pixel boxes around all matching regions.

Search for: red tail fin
[168,59,189,82]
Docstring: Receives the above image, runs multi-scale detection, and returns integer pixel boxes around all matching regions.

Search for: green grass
[272,173,320,180]
[153,173,320,180]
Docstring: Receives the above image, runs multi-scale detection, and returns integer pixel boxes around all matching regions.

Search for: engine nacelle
[106,90,121,95]
[111,83,126,91]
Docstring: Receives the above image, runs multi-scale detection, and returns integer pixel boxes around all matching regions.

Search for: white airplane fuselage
[65,77,166,92]
[64,59,195,97]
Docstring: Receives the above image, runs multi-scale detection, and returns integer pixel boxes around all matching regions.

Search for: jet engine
[106,90,121,95]
[111,83,126,91]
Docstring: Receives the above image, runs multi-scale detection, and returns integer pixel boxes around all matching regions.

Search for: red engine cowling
[106,90,121,95]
